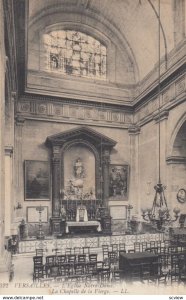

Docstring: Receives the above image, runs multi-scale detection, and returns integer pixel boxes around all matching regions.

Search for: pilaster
[102,148,111,206]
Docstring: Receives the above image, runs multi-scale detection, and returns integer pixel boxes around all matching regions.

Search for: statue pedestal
[50,217,62,235]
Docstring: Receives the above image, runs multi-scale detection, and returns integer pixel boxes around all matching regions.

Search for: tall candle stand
[36,205,45,240]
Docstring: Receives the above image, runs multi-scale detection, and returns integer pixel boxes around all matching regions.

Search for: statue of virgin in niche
[74,157,85,179]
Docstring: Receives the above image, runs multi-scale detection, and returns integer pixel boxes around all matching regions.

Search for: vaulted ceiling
[28,0,175,80]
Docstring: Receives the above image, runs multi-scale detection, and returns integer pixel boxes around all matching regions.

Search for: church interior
[0,0,186,293]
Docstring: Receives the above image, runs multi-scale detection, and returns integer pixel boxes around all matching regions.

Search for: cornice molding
[4,145,13,156]
[166,156,186,165]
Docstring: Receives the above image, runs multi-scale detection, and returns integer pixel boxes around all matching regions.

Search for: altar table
[66,221,101,233]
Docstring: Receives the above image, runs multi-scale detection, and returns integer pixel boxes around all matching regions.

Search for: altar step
[18,232,164,254]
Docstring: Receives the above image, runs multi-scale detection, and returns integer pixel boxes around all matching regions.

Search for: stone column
[14,116,25,219]
[50,145,61,234]
[0,0,11,282]
[102,148,110,206]
[4,146,13,237]
[52,145,61,217]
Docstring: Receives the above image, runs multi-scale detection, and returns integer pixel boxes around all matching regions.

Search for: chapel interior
[0,0,186,292]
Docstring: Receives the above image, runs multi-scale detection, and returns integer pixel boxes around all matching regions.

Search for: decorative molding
[128,125,141,135]
[134,74,185,126]
[166,156,186,165]
[175,76,185,96]
[153,110,169,123]
[17,100,133,126]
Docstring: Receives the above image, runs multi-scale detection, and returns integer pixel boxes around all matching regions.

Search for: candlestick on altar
[36,205,45,240]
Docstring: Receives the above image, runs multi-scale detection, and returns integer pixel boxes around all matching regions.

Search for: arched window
[43,30,107,80]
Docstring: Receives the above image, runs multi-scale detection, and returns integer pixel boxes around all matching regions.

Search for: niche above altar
[63,144,96,200]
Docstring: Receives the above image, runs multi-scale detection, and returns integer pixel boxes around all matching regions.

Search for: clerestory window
[43,30,107,80]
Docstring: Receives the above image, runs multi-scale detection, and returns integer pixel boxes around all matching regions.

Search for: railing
[62,199,102,221]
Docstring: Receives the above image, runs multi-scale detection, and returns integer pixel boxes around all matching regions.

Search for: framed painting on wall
[109,164,129,200]
[24,160,50,200]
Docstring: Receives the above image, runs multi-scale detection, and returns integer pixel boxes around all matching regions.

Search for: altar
[45,127,116,235]
[65,220,101,234]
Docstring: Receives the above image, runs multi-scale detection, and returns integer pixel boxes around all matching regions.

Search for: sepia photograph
[0,0,186,298]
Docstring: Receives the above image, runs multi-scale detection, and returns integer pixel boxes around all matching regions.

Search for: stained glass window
[43,30,107,80]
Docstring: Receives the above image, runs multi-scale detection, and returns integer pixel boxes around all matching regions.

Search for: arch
[169,112,186,157]
[28,5,139,82]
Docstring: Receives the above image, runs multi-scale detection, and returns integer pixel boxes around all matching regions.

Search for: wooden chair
[59,263,71,277]
[33,256,43,269]
[33,266,45,281]
[102,248,109,261]
[86,262,96,275]
[128,249,135,253]
[102,244,109,252]
[89,254,97,263]
[67,254,76,264]
[150,241,156,248]
[74,263,85,275]
[163,240,170,248]
[65,248,72,255]
[78,254,86,263]
[100,269,110,282]
[96,261,104,272]
[74,247,82,255]
[111,244,118,253]
[141,242,148,252]
[86,274,99,282]
[83,247,90,255]
[36,249,44,256]
[151,262,168,285]
[46,255,57,267]
[111,269,121,283]
[134,242,141,252]
[57,255,66,265]
[108,251,118,266]
[119,243,126,252]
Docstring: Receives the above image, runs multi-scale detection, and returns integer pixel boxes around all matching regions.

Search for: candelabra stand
[36,206,45,240]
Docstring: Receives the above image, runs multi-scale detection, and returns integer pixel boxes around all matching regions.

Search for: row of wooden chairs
[33,260,111,281]
[34,253,98,270]
[39,269,122,284]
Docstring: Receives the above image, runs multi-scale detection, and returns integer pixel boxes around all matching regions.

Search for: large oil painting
[24,160,50,200]
[109,164,129,200]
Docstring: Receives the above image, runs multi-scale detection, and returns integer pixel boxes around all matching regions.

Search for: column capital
[128,125,141,135]
[52,145,61,161]
[4,145,13,156]
[11,91,17,102]
[15,116,25,126]
[102,149,110,165]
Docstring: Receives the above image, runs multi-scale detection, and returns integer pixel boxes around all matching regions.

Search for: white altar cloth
[66,221,101,233]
